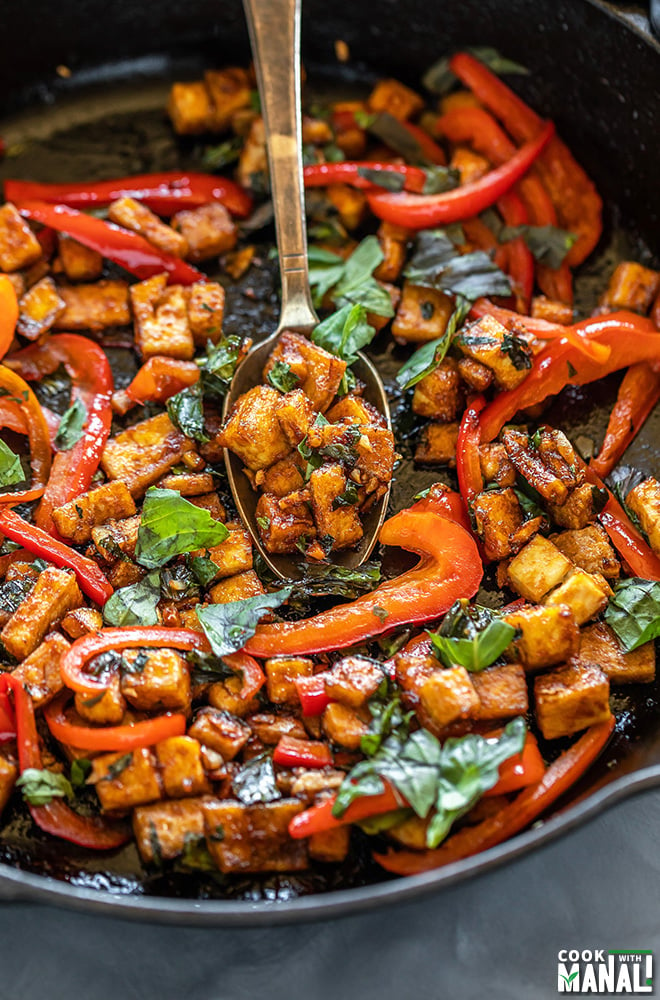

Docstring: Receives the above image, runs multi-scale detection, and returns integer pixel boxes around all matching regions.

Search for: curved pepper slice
[304,161,428,193]
[0,275,18,360]
[496,190,534,314]
[44,694,187,752]
[122,356,200,408]
[456,395,486,508]
[470,298,609,363]
[0,364,51,505]
[243,508,483,658]
[590,362,660,480]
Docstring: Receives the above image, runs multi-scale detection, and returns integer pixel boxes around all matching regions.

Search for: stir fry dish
[0,49,659,887]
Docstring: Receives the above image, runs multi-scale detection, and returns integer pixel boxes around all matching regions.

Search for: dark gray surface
[0,787,658,1000]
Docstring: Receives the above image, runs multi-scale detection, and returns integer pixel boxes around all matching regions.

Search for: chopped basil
[354,109,378,129]
[160,563,200,602]
[307,246,346,305]
[256,515,271,532]
[395,295,471,390]
[361,678,412,757]
[232,752,281,805]
[308,236,393,317]
[332,480,359,509]
[103,753,133,781]
[421,165,461,195]
[70,758,92,789]
[0,439,24,488]
[54,398,87,451]
[102,570,161,627]
[17,768,73,806]
[185,649,237,686]
[607,465,646,530]
[167,381,208,443]
[267,361,301,393]
[422,46,529,97]
[195,587,292,657]
[311,303,377,366]
[121,649,149,675]
[135,488,229,569]
[372,605,389,623]
[286,560,381,603]
[366,112,429,165]
[190,554,220,588]
[428,618,517,672]
[604,578,660,652]
[201,136,243,171]
[168,336,246,441]
[499,223,578,269]
[501,331,533,371]
[356,166,406,192]
[405,229,512,301]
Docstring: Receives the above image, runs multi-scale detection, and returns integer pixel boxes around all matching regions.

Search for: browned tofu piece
[308,825,351,863]
[374,225,407,283]
[204,67,252,130]
[107,560,144,590]
[457,356,494,392]
[75,674,126,725]
[355,426,395,492]
[473,488,527,561]
[265,657,314,705]
[412,359,464,422]
[188,707,251,759]
[579,621,656,685]
[51,481,136,545]
[52,280,131,330]
[223,245,255,279]
[322,702,368,750]
[507,535,572,602]
[208,675,259,718]
[167,81,214,135]
[255,492,316,553]
[120,648,191,712]
[108,197,189,257]
[450,146,490,184]
[534,660,612,740]
[247,713,307,745]
[11,632,70,707]
[419,666,480,729]
[0,203,42,271]
[58,234,103,282]
[254,454,305,497]
[101,412,194,497]
[455,315,532,391]
[91,514,141,562]
[547,484,601,530]
[544,569,610,625]
[276,389,316,446]
[552,524,620,578]
[367,78,424,121]
[186,281,225,346]
[471,664,529,720]
[237,115,268,190]
[209,570,265,604]
[0,756,17,817]
[325,656,384,708]
[599,261,660,314]
[415,422,459,467]
[155,736,211,798]
[309,464,363,551]
[188,492,226,521]
[16,277,65,339]
[505,604,579,672]
[1,568,82,660]
[326,394,385,428]
[263,331,346,413]
[192,526,252,582]
[326,183,367,231]
[60,606,104,639]
[91,747,163,812]
[392,283,454,344]
[479,442,517,488]
[219,385,292,471]
[158,471,215,496]
[130,274,194,361]
[626,478,660,556]
[503,428,573,506]
[133,797,207,863]
[171,202,237,262]
[202,798,308,873]
[531,295,574,325]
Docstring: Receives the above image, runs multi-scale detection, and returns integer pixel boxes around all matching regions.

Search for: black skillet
[0,0,658,925]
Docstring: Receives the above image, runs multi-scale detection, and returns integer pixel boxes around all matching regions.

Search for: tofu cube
[255,492,316,553]
[16,277,65,339]
[155,736,211,798]
[507,535,572,602]
[91,514,141,563]
[108,197,189,258]
[1,568,82,660]
[202,798,308,873]
[58,234,103,282]
[262,331,346,413]
[457,356,494,392]
[472,488,525,561]
[505,604,579,671]
[188,707,251,759]
[547,484,601,530]
[133,797,207,863]
[374,226,406,283]
[309,464,363,551]
[167,81,214,135]
[193,526,252,581]
[120,648,191,712]
[326,394,385,428]
[158,471,215,496]
[208,675,258,717]
[247,713,307,746]
[91,748,163,812]
[326,183,367,231]
[265,657,314,705]
[11,632,70,707]
[276,389,316,446]
[392,283,454,343]
[209,570,265,603]
[367,78,424,121]
[308,826,351,863]
[204,67,252,130]
[75,674,126,725]
[254,455,305,497]
[171,202,237,262]
[456,315,532,390]
[51,480,136,545]
[60,607,104,639]
[531,295,574,325]
[544,569,610,625]
[322,702,368,750]
[0,756,17,817]
[450,146,490,184]
[219,385,292,471]
[534,661,612,740]
[355,427,396,491]
[412,358,464,422]
[130,274,194,361]
[53,280,130,330]
[101,412,194,497]
[471,663,529,720]
[551,524,620,578]
[186,281,225,346]
[418,665,480,729]
[237,116,268,190]
[579,621,656,685]
[415,422,459,467]
[599,261,660,314]
[0,203,42,271]
[325,655,385,708]
[626,478,660,556]
[479,443,517,488]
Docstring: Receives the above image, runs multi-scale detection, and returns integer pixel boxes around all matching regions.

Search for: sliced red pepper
[44,694,186,752]
[294,673,332,717]
[15,201,203,285]
[470,298,608,363]
[289,781,403,839]
[398,121,448,165]
[224,650,266,702]
[456,395,486,508]
[373,716,614,874]
[272,735,333,769]
[590,362,660,479]
[304,161,428,193]
[497,190,534,313]
[0,690,15,743]
[366,121,554,229]
[0,507,113,605]
[123,356,200,407]
[7,334,113,534]
[5,171,252,219]
[0,364,51,504]
[244,508,483,658]
[518,175,573,305]
[409,483,472,533]
[0,275,18,360]
[483,732,545,796]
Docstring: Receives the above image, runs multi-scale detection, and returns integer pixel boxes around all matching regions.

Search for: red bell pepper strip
[478,312,660,443]
[0,275,18,360]
[6,334,113,533]
[456,395,486,508]
[518,175,573,305]
[462,215,499,252]
[15,201,203,285]
[0,507,113,605]
[5,171,252,219]
[483,732,545,796]
[399,121,447,165]
[470,298,609,364]
[294,673,332,717]
[497,190,534,313]
[304,161,428,193]
[366,121,554,229]
[289,781,403,839]
[373,716,614,874]
[0,364,51,504]
[123,356,200,407]
[0,690,15,743]
[590,362,660,479]
[244,508,483,658]
[449,52,602,268]
[225,651,266,701]
[44,694,186,752]
[0,674,129,849]
[272,735,333,769]
[409,483,472,533]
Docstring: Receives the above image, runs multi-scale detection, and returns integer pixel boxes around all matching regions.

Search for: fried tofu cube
[367,78,424,121]
[626,478,660,556]
[91,747,162,812]
[265,657,314,705]
[204,67,252,131]
[155,736,211,798]
[171,202,237,262]
[52,280,130,330]
[308,825,351,863]
[219,385,292,470]
[263,331,346,413]
[322,702,368,750]
[547,483,601,530]
[473,488,526,561]
[11,632,70,707]
[471,663,528,720]
[57,234,103,282]
[309,464,363,550]
[108,197,189,257]
[101,412,194,496]
[209,570,265,603]
[75,674,126,725]
[237,115,268,190]
[326,394,385,428]
[544,569,610,625]
[202,798,308,873]
[188,492,226,521]
[276,388,316,446]
[208,674,259,718]
[599,261,660,314]
[418,665,480,729]
[456,315,532,391]
[326,183,367,231]
[552,524,620,578]
[457,356,494,392]
[60,607,104,639]
[158,471,215,496]
[450,146,490,184]
[0,203,42,271]
[354,426,395,490]
[130,274,194,361]
[534,661,611,740]
[579,621,656,685]
[16,277,65,339]
[254,454,305,497]
[412,358,464,422]
[255,492,316,553]
[502,428,573,505]
[91,514,141,562]
[186,280,225,346]
[414,422,459,467]
[1,568,82,660]
[167,81,214,135]
[52,481,136,545]
[392,283,454,343]
[374,224,407,283]
[507,535,572,602]
[133,797,207,863]
[0,756,17,817]
[107,560,144,589]
[193,526,252,582]
[505,604,579,671]
[531,295,574,325]
[120,648,191,712]
[188,707,251,759]
[479,443,517,488]
[325,655,384,708]
[248,713,307,745]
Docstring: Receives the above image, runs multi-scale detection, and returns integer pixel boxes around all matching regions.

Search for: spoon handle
[242,0,318,333]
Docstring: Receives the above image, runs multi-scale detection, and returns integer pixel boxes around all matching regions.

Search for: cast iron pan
[0,0,658,925]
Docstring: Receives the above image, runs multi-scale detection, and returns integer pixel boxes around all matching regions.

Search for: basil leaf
[267,361,301,393]
[499,223,578,269]
[604,577,660,652]
[232,752,281,805]
[70,758,92,789]
[395,296,471,389]
[421,166,461,195]
[428,618,517,672]
[286,560,381,604]
[357,166,406,192]
[195,587,292,657]
[0,439,24,488]
[201,136,243,171]
[54,398,87,451]
[185,649,237,686]
[167,381,208,443]
[311,303,377,365]
[309,236,393,317]
[308,246,346,306]
[361,679,412,756]
[606,466,646,531]
[422,46,529,97]
[135,488,229,569]
[190,554,220,588]
[103,570,161,626]
[17,768,73,806]
[404,230,512,300]
[367,112,429,165]
[200,335,246,396]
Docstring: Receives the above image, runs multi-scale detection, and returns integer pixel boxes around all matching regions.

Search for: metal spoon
[223,0,392,581]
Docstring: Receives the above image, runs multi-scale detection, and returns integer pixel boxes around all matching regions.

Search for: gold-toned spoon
[224,0,391,581]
